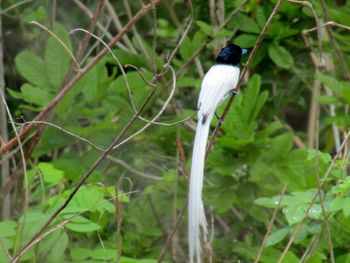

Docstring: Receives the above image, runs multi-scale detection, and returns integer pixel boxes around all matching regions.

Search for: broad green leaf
[119,257,157,263]
[18,212,51,243]
[320,74,350,103]
[256,6,267,28]
[195,21,212,35]
[213,29,232,39]
[327,196,345,213]
[90,248,117,260]
[48,232,68,262]
[308,204,322,219]
[179,36,193,60]
[283,204,306,225]
[336,253,350,263]
[64,215,101,233]
[76,186,104,210]
[268,44,294,69]
[15,51,48,86]
[255,196,283,208]
[343,198,350,217]
[38,162,64,185]
[45,23,72,88]
[266,228,289,247]
[20,83,52,107]
[177,76,201,89]
[112,49,149,69]
[234,34,258,48]
[236,14,261,33]
[192,32,206,50]
[281,251,299,263]
[0,248,9,263]
[319,95,339,104]
[267,133,294,159]
[22,6,47,22]
[0,220,17,237]
[70,247,91,260]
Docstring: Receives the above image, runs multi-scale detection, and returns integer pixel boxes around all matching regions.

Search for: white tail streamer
[188,64,240,263]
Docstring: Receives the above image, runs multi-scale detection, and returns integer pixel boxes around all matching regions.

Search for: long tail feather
[189,114,212,263]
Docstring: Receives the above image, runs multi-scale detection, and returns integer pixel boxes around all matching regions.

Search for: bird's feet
[215,112,223,125]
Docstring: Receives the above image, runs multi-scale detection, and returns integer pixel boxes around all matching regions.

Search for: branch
[0,0,161,156]
[206,0,284,155]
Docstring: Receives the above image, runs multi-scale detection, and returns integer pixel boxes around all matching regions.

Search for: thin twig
[158,197,189,263]
[254,185,287,263]
[0,90,29,261]
[0,0,33,15]
[72,0,127,51]
[16,120,104,151]
[206,0,284,155]
[107,156,161,180]
[105,0,137,53]
[29,21,81,70]
[71,28,194,128]
[0,4,10,220]
[277,130,350,263]
[112,65,177,150]
[305,21,350,33]
[12,190,137,260]
[74,0,105,62]
[11,74,159,263]
[0,0,161,155]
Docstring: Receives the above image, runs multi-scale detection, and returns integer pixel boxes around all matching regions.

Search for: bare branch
[0,0,161,155]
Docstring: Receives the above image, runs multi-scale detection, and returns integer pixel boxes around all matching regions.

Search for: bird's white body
[189,64,240,263]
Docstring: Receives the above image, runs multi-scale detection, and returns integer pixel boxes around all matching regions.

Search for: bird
[188,44,247,263]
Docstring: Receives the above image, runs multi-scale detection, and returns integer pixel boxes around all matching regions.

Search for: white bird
[189,44,247,263]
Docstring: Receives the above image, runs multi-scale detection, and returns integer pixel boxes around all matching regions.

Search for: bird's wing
[197,65,240,121]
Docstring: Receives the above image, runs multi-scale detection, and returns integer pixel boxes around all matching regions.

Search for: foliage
[1,0,350,262]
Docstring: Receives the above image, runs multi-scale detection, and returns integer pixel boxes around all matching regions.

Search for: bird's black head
[215,44,246,66]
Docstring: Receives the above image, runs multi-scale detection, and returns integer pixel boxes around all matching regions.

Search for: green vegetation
[1,0,350,262]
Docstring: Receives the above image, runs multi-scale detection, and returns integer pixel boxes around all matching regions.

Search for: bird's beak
[241,49,248,55]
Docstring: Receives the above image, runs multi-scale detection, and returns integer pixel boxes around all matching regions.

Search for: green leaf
[177,76,201,89]
[213,29,232,39]
[336,253,350,263]
[45,23,72,88]
[234,34,258,48]
[38,162,64,185]
[0,220,17,237]
[281,251,299,263]
[70,247,91,260]
[283,204,306,225]
[255,196,283,208]
[112,49,149,69]
[256,6,267,28]
[179,37,193,60]
[327,196,345,213]
[266,228,289,247]
[18,212,51,244]
[15,51,48,86]
[192,32,206,50]
[236,14,261,33]
[48,232,68,262]
[90,248,117,260]
[64,215,101,233]
[319,95,339,104]
[343,198,350,217]
[268,44,294,69]
[20,83,52,107]
[75,186,104,210]
[195,21,212,35]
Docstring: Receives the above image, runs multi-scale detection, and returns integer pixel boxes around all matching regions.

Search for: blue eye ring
[241,49,248,55]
